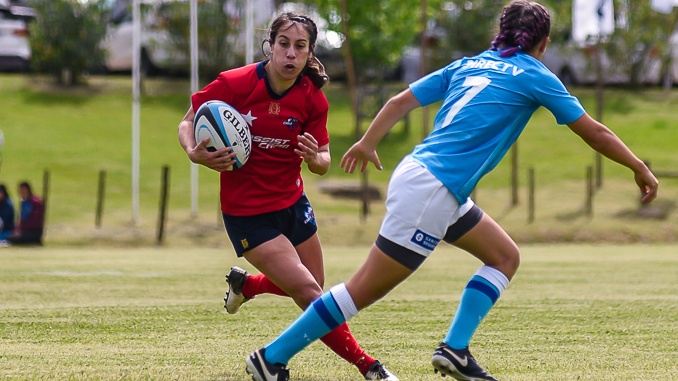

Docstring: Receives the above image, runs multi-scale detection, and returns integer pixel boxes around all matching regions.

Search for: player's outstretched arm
[567,113,659,203]
[341,89,421,173]
[178,106,236,172]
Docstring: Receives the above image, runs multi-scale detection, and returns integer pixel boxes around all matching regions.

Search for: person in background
[0,183,16,243]
[8,181,44,246]
[177,11,397,381]
[242,1,659,380]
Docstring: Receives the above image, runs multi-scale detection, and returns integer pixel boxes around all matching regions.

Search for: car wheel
[660,69,673,89]
[140,49,157,77]
[559,67,577,87]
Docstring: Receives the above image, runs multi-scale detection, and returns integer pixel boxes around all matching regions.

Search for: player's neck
[264,63,295,95]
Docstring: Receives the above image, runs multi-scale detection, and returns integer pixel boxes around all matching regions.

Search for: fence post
[95,169,106,228]
[157,165,170,245]
[585,165,594,218]
[510,142,519,206]
[528,167,535,224]
[42,169,50,231]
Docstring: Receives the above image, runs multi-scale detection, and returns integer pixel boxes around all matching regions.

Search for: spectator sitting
[0,183,16,242]
[7,181,44,246]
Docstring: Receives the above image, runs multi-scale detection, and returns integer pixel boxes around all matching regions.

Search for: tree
[29,0,108,85]
[159,0,248,81]
[606,0,678,87]
[306,0,445,83]
[539,0,676,87]
[432,0,504,60]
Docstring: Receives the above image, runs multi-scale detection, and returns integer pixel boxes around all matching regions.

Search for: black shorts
[222,194,318,257]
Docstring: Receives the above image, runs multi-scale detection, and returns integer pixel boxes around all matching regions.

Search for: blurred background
[1,0,677,248]
[1,0,677,87]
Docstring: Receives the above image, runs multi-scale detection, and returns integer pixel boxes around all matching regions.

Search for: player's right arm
[567,113,658,204]
[341,89,421,173]
[178,106,236,172]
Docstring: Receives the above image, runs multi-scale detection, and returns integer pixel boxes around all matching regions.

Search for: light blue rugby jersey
[409,49,586,204]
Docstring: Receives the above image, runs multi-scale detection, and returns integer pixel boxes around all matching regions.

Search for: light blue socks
[264,283,358,365]
[444,266,509,349]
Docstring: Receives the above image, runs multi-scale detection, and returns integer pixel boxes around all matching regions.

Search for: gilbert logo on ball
[194,101,252,170]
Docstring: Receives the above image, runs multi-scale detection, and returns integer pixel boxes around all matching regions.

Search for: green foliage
[307,0,445,82]
[533,0,678,87]
[29,0,108,85]
[432,0,504,59]
[158,0,248,80]
[303,0,677,87]
[605,0,678,86]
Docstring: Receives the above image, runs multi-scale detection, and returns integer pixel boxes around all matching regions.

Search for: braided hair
[265,12,329,88]
[491,1,551,58]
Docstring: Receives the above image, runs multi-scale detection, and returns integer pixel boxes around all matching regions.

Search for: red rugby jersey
[191,61,330,216]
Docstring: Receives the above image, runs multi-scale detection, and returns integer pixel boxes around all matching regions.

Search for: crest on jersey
[268,102,281,115]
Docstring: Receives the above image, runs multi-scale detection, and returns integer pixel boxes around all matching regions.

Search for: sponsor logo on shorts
[240,238,249,249]
[304,206,316,226]
[410,229,440,251]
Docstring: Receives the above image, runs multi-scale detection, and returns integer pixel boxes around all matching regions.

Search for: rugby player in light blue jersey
[244,2,659,380]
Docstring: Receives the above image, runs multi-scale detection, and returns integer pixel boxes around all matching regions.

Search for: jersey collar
[257,60,303,100]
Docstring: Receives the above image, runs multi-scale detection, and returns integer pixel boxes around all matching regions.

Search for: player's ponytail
[304,53,329,89]
[491,0,550,57]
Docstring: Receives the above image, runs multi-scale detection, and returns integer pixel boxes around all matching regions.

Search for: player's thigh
[451,213,520,279]
[346,245,415,310]
[244,235,323,307]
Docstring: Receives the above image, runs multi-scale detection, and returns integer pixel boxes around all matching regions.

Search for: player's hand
[340,141,382,174]
[295,132,319,163]
[189,138,236,172]
[635,168,659,204]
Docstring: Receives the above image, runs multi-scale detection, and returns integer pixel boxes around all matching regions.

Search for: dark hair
[0,184,8,199]
[19,181,32,196]
[265,12,329,88]
[491,1,551,57]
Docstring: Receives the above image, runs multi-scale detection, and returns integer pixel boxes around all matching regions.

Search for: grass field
[1,67,677,381]
[0,74,677,246]
[1,244,677,380]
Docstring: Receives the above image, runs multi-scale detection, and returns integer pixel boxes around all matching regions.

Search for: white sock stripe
[475,266,509,294]
[329,283,358,321]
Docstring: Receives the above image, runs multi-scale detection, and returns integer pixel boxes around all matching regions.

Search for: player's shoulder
[215,62,261,92]
[295,76,329,111]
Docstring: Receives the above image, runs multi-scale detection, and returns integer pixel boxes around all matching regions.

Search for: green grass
[1,244,677,380]
[0,74,677,246]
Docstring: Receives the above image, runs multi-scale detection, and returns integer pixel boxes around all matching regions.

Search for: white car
[541,34,678,87]
[101,0,180,75]
[101,0,275,75]
[0,1,34,71]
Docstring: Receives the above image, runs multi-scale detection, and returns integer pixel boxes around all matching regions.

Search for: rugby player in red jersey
[177,11,397,381]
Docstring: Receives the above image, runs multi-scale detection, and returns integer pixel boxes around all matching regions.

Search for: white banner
[572,0,615,43]
[650,0,678,14]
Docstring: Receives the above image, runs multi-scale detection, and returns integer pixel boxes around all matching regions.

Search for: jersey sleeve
[409,60,462,107]
[191,74,231,112]
[532,70,586,125]
[303,89,330,147]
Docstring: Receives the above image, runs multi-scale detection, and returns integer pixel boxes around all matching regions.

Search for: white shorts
[377,156,483,270]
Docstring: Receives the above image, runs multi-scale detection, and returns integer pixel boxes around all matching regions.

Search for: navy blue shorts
[222,194,318,257]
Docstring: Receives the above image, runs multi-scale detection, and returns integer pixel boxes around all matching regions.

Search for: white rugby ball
[194,100,252,170]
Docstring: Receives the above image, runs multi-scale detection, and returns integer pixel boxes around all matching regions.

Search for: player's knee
[289,282,323,308]
[495,244,520,278]
[314,274,325,289]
